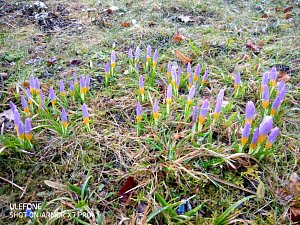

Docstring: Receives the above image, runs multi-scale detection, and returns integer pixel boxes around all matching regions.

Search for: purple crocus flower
[80,76,85,94]
[176,67,181,89]
[35,78,40,94]
[214,89,225,120]
[258,116,273,144]
[82,103,89,126]
[14,110,21,131]
[241,122,251,146]
[85,75,90,93]
[245,101,255,124]
[167,62,172,78]
[61,107,68,127]
[59,80,66,97]
[136,101,142,122]
[26,89,33,105]
[139,75,145,97]
[166,84,172,105]
[10,101,17,113]
[30,76,35,94]
[266,127,279,148]
[262,85,269,109]
[234,72,241,90]
[278,84,286,101]
[188,73,193,89]
[153,49,158,67]
[192,106,199,123]
[271,96,281,116]
[134,47,140,63]
[277,80,284,93]
[199,99,209,126]
[153,98,159,121]
[21,95,29,115]
[201,70,209,85]
[187,85,195,106]
[261,72,269,92]
[69,81,74,96]
[194,64,200,84]
[49,86,56,106]
[269,67,277,86]
[17,121,24,140]
[111,50,116,68]
[105,61,110,80]
[171,66,177,87]
[128,48,133,61]
[250,127,259,150]
[146,45,151,62]
[187,63,192,77]
[25,118,32,142]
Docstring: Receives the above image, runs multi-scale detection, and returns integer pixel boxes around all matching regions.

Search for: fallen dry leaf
[284,6,293,13]
[178,15,195,23]
[288,172,300,197]
[287,207,300,222]
[44,180,67,191]
[118,176,138,203]
[261,13,268,18]
[275,7,284,12]
[284,12,292,19]
[175,49,192,64]
[0,109,15,121]
[173,32,185,43]
[121,22,131,27]
[246,43,260,53]
[278,71,291,83]
[275,188,293,202]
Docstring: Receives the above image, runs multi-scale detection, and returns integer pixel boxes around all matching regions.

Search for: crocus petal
[259,116,273,136]
[82,104,89,118]
[245,101,255,122]
[200,100,209,117]
[214,89,225,113]
[128,48,133,60]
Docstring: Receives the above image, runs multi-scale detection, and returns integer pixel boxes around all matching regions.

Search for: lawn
[0,0,299,224]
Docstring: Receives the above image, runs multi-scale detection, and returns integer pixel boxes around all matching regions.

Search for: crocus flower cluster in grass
[10,74,92,146]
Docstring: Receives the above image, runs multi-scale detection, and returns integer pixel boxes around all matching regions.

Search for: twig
[0,176,25,192]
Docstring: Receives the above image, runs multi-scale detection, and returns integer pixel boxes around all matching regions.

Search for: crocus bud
[139,75,144,96]
[26,89,33,105]
[111,50,116,69]
[261,72,268,92]
[277,80,284,93]
[258,116,273,144]
[49,86,56,106]
[153,98,159,121]
[171,66,177,87]
[194,64,200,84]
[74,72,78,87]
[128,48,133,61]
[187,85,196,106]
[250,127,259,150]
[241,122,251,146]
[201,70,209,85]
[10,101,17,113]
[69,81,75,97]
[176,66,181,89]
[245,101,255,124]
[165,83,172,103]
[146,45,151,62]
[60,80,66,97]
[35,78,40,95]
[271,96,281,116]
[199,99,209,126]
[153,49,158,67]
[61,107,68,128]
[278,84,286,102]
[192,106,199,123]
[30,76,35,94]
[14,110,21,132]
[214,89,225,120]
[105,61,110,80]
[80,76,85,94]
[269,67,277,87]
[167,62,172,78]
[82,104,89,126]
[262,85,269,109]
[25,118,32,142]
[135,47,140,63]
[40,90,46,110]
[85,75,90,94]
[17,121,24,140]
[21,95,29,116]
[187,63,192,78]
[136,101,142,123]
[234,72,241,90]
[265,127,279,148]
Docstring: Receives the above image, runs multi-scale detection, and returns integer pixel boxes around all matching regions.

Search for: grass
[0,0,300,224]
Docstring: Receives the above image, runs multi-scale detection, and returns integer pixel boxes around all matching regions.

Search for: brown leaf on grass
[287,207,300,222]
[148,22,157,27]
[275,188,293,202]
[175,49,192,64]
[284,12,292,19]
[118,176,138,203]
[261,13,268,18]
[275,7,284,12]
[246,43,260,53]
[288,172,300,197]
[284,6,293,13]
[278,71,291,83]
[44,180,67,191]
[121,22,131,27]
[23,81,30,88]
[172,31,185,43]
